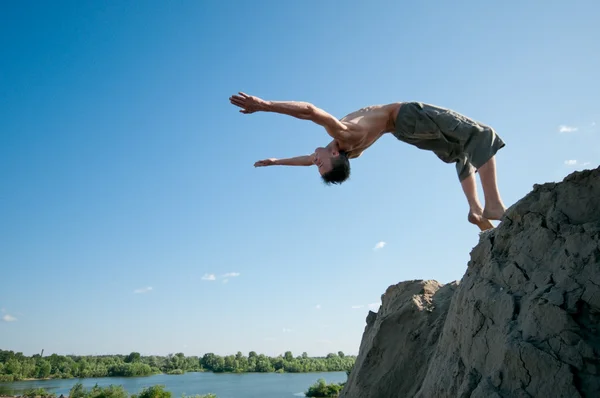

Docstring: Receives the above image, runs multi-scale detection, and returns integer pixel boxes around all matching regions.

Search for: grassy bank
[0,384,217,398]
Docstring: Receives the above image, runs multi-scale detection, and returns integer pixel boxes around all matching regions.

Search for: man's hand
[230,92,266,114]
[254,158,278,167]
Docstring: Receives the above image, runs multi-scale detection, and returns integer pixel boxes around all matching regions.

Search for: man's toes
[477,218,494,231]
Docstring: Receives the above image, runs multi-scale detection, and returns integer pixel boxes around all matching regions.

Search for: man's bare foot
[483,203,507,221]
[468,209,495,232]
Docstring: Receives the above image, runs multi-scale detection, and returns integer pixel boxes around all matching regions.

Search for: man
[229,91,507,231]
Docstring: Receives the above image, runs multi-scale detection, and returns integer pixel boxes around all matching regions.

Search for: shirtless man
[229,92,507,231]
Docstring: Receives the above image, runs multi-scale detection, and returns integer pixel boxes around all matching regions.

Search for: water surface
[0,371,347,398]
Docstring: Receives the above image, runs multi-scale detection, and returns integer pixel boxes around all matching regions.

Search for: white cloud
[351,305,364,309]
[222,272,240,278]
[368,302,381,311]
[282,328,292,333]
[2,314,17,322]
[559,125,578,133]
[564,160,593,169]
[134,286,153,294]
[373,241,386,251]
[202,273,216,281]
[315,304,321,310]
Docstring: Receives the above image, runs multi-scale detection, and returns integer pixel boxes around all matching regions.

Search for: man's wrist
[258,100,272,112]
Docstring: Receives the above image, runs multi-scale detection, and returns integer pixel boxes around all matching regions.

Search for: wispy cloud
[315,304,321,310]
[373,241,386,251]
[202,272,240,282]
[202,274,216,281]
[564,160,591,167]
[2,314,17,322]
[282,328,292,333]
[134,286,153,294]
[559,125,578,133]
[351,305,365,309]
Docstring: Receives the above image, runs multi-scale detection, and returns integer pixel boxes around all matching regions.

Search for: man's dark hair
[321,150,350,185]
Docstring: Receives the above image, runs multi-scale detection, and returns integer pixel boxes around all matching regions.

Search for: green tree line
[0,349,355,382]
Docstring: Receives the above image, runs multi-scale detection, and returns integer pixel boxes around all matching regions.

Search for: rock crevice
[340,167,600,398]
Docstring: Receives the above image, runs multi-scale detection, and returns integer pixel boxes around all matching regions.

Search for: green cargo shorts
[393,102,506,181]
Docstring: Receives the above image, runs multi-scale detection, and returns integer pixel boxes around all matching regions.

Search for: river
[0,371,348,398]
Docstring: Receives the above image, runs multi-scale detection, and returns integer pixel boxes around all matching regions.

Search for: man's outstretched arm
[254,155,314,167]
[230,92,349,140]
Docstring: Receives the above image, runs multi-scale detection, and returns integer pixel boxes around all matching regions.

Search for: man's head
[313,144,351,185]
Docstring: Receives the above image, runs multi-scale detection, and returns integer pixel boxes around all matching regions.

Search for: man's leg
[479,156,506,220]
[456,155,494,231]
[460,171,494,231]
[454,120,506,224]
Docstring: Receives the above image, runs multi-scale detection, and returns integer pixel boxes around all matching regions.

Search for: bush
[132,385,171,398]
[22,387,56,398]
[0,374,15,382]
[66,383,216,398]
[305,378,343,397]
[67,383,128,398]
[70,382,86,398]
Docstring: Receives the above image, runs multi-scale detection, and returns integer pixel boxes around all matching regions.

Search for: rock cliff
[341,166,600,398]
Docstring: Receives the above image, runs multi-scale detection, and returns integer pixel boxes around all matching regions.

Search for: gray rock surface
[340,280,458,398]
[341,166,600,398]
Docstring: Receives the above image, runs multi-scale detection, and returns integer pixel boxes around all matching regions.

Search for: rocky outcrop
[341,166,600,398]
[340,280,457,398]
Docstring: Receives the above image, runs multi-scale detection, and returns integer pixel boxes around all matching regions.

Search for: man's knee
[467,126,505,170]
[456,155,475,182]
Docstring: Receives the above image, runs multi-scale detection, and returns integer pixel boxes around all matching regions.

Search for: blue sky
[1,0,598,358]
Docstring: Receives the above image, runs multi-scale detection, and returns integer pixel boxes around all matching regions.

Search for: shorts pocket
[426,107,464,132]
[412,110,444,141]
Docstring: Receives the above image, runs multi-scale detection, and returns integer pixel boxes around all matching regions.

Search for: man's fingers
[238,92,249,98]
[230,99,247,109]
[231,98,249,107]
[230,96,244,105]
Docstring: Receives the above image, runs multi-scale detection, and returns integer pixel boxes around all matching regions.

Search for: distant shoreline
[0,349,355,386]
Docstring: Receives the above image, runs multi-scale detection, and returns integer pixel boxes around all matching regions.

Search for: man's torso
[336,102,403,158]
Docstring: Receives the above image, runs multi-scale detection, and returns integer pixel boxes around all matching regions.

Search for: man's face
[313,146,339,176]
